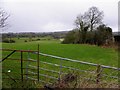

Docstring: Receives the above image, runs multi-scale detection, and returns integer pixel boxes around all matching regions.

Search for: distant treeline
[62,24,113,46]
[2,31,68,39]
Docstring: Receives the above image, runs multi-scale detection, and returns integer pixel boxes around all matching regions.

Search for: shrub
[9,40,15,43]
[2,39,10,43]
[2,39,15,43]
[24,40,27,42]
[62,30,77,44]
[37,39,41,41]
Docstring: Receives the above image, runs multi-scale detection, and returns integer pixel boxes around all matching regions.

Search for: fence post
[96,64,102,84]
[26,51,30,80]
[21,51,23,82]
[58,58,62,82]
[37,44,40,81]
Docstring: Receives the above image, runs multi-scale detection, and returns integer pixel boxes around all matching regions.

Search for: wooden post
[37,44,40,81]
[96,64,102,84]
[21,51,23,82]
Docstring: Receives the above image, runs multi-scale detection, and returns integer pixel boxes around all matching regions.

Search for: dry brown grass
[49,72,119,88]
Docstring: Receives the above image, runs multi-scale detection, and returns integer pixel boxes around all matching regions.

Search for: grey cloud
[1,0,119,33]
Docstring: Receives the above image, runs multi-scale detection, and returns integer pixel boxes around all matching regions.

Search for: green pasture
[2,37,118,66]
[1,37,119,88]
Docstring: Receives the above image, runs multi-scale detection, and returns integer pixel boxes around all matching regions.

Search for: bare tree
[0,8,10,28]
[75,14,87,31]
[85,6,104,31]
[75,14,89,43]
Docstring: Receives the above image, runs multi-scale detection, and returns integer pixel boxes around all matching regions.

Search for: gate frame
[1,44,40,82]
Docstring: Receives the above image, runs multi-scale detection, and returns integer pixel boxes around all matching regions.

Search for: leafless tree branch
[0,8,10,28]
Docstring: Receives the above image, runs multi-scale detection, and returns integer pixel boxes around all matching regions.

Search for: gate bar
[37,44,40,81]
[1,48,37,52]
[21,51,23,82]
[1,50,16,62]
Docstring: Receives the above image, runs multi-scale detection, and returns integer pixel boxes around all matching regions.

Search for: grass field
[1,37,119,88]
[2,37,118,66]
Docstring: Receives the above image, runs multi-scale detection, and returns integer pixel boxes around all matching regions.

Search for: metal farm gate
[1,45,120,88]
[1,45,40,88]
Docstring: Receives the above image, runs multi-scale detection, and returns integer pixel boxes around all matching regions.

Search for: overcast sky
[0,0,119,33]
